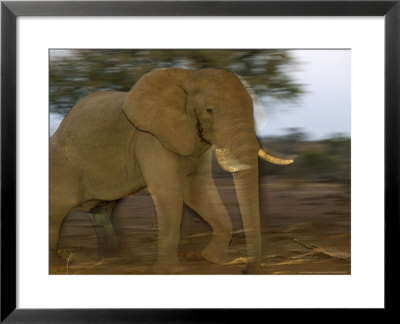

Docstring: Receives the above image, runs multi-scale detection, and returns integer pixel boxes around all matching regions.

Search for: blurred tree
[258,132,350,184]
[282,127,308,142]
[260,127,309,153]
[50,49,304,115]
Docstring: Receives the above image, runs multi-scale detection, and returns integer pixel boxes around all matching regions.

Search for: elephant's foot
[201,236,234,265]
[152,257,185,274]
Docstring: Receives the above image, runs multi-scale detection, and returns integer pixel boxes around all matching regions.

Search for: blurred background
[50,49,351,274]
[50,49,350,185]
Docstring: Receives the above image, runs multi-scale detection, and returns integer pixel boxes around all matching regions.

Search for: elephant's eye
[206,108,213,113]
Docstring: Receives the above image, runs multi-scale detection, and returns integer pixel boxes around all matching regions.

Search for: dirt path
[51,176,350,275]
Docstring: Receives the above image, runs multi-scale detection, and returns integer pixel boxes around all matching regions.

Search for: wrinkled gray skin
[50,68,287,273]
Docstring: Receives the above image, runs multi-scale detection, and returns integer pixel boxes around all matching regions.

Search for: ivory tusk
[215,148,239,173]
[258,148,295,165]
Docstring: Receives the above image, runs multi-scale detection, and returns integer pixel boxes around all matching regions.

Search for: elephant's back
[50,90,135,168]
[52,91,130,147]
[50,90,142,200]
[54,91,128,136]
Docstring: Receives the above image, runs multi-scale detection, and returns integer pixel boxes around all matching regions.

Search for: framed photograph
[1,0,399,321]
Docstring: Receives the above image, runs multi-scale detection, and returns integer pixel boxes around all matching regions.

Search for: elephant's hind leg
[90,201,118,255]
[49,203,74,267]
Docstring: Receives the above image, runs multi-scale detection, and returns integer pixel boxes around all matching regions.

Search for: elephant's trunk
[232,167,261,273]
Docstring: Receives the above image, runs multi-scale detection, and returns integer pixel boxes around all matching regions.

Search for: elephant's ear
[122,69,197,156]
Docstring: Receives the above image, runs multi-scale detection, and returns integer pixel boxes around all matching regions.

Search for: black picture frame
[1,0,399,322]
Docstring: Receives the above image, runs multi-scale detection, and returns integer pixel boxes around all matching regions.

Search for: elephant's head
[122,68,293,272]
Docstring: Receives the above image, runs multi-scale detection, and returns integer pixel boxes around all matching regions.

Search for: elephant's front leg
[183,149,234,265]
[150,188,184,272]
[135,133,186,273]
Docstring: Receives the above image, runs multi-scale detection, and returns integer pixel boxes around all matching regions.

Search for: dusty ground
[51,176,351,275]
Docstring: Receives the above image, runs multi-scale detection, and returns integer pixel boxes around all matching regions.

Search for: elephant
[50,68,294,274]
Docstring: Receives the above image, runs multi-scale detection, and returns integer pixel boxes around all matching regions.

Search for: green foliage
[299,148,335,171]
[258,133,350,184]
[50,49,304,115]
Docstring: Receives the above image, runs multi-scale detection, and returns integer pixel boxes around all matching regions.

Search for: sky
[50,49,351,140]
[258,49,351,140]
